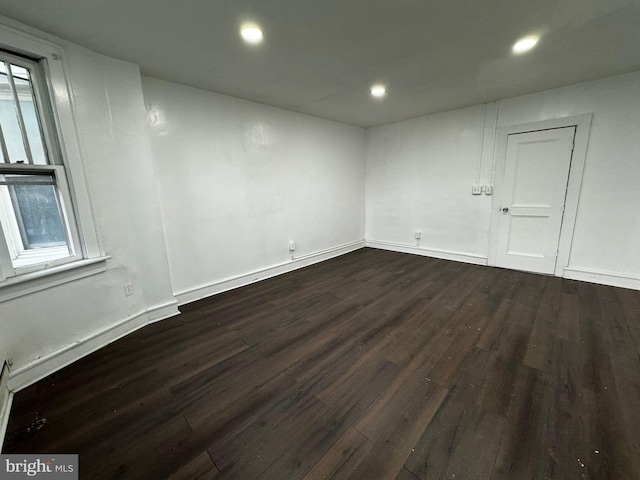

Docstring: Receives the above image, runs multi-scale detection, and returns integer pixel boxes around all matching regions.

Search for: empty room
[0,1,639,479]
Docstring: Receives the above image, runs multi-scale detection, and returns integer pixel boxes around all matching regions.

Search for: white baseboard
[146,299,181,323]
[366,240,488,266]
[7,299,180,392]
[174,240,366,305]
[563,267,640,290]
[0,360,12,451]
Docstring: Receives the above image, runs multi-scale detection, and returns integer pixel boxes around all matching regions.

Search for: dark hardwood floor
[3,248,640,479]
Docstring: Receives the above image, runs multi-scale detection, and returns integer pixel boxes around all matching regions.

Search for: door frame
[488,114,592,277]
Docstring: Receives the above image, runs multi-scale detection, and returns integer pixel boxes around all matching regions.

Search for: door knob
[502,207,509,214]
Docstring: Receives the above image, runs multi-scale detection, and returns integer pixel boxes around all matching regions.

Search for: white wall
[366,71,640,287]
[142,77,366,303]
[366,105,493,261]
[0,23,177,389]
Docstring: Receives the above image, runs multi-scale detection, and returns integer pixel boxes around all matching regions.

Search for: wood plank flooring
[3,248,640,479]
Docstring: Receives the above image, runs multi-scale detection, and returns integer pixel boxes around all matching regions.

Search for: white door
[495,127,576,274]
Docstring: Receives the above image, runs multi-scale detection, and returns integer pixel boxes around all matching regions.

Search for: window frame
[0,164,82,277]
[0,22,107,300]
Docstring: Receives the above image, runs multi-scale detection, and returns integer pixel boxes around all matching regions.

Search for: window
[0,26,105,300]
[0,50,81,280]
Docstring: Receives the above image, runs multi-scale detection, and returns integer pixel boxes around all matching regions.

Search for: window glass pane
[10,64,48,165]
[0,62,28,164]
[0,173,72,268]
[12,184,66,247]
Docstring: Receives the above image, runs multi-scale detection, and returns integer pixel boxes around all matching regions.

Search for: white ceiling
[0,0,638,127]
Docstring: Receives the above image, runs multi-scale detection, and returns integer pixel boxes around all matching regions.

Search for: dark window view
[11,181,66,248]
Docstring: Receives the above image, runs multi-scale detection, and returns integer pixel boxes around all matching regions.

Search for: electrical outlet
[415,231,422,240]
[288,241,296,252]
[484,185,493,195]
[472,185,482,195]
[124,283,134,296]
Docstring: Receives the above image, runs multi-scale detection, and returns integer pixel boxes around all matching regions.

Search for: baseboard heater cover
[0,358,12,451]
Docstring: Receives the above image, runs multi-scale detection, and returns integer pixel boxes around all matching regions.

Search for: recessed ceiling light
[241,24,263,44]
[512,36,538,54]
[371,85,386,98]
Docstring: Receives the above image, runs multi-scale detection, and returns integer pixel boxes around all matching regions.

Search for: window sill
[0,256,110,303]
